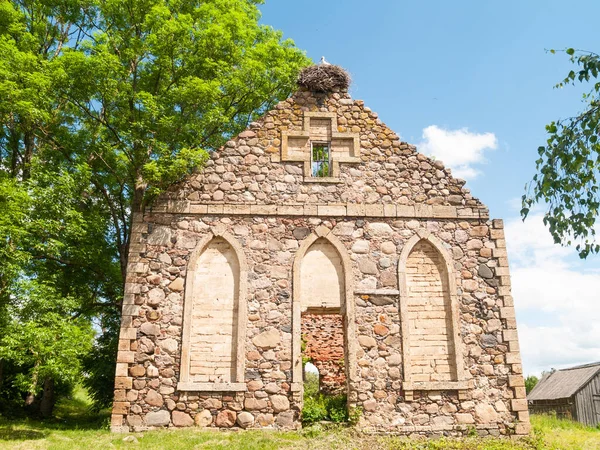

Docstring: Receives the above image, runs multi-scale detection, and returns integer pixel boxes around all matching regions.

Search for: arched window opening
[404,239,457,383]
[179,232,247,391]
[300,238,344,310]
[303,362,320,396]
[294,231,356,424]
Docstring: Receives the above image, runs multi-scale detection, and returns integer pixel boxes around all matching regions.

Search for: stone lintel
[303,177,343,184]
[403,380,471,393]
[355,289,400,296]
[177,382,247,392]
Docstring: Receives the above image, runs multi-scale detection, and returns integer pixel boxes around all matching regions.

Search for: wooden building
[528,362,600,426]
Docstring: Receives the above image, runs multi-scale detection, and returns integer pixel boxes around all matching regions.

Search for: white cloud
[418,125,497,179]
[504,213,600,375]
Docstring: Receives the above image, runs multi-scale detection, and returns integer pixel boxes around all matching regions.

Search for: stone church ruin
[111,64,530,436]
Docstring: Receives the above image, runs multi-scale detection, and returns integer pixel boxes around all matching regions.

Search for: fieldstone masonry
[111,69,530,437]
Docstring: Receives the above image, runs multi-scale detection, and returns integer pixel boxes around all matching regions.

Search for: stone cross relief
[279,112,361,182]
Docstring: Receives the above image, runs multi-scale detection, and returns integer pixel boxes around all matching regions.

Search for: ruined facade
[111,71,530,436]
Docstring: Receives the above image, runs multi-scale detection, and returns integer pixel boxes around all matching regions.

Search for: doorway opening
[301,310,348,424]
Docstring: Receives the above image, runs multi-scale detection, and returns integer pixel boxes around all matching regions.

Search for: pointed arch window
[178,229,247,391]
[291,226,357,391]
[398,230,468,398]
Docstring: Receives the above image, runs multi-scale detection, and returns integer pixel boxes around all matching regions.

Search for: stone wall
[159,88,489,216]
[301,313,346,395]
[111,85,529,436]
[112,213,529,436]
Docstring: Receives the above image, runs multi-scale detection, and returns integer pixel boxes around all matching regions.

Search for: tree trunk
[39,377,55,418]
[24,361,40,407]
[22,129,34,181]
[8,126,20,179]
[119,175,146,283]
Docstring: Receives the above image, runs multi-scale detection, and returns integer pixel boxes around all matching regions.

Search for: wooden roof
[528,362,600,401]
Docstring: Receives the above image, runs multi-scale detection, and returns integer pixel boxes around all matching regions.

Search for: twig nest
[297,64,351,93]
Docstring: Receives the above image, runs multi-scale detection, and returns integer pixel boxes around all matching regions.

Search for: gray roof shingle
[528,362,600,401]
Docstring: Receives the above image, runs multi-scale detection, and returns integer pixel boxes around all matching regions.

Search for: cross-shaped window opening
[311,142,331,177]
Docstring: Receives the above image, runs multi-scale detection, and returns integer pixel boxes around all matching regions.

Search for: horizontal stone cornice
[149,200,489,220]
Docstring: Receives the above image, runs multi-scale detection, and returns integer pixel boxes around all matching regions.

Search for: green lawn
[0,390,599,449]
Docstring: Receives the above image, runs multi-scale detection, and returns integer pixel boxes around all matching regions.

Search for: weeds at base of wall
[302,371,348,425]
[302,394,348,425]
[348,405,363,426]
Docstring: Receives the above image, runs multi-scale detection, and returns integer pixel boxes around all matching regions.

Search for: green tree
[522,49,600,258]
[55,0,310,280]
[1,0,309,413]
[0,281,94,417]
[525,375,539,395]
[0,161,117,415]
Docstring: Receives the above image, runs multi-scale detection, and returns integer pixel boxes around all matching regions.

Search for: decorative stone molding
[397,230,466,400]
[176,382,247,392]
[280,111,360,180]
[150,201,489,220]
[178,227,248,392]
[354,289,400,296]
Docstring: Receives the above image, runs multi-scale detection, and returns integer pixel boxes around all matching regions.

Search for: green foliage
[326,395,348,423]
[302,392,349,425]
[80,309,120,412]
[302,394,329,425]
[304,371,319,397]
[348,405,362,426]
[302,373,348,425]
[0,281,94,416]
[55,0,310,214]
[522,49,600,258]
[525,375,539,394]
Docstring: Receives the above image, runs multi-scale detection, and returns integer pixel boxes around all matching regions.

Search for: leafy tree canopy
[525,375,539,395]
[0,0,309,413]
[522,48,600,258]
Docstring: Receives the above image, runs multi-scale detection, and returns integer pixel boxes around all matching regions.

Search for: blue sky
[260,0,600,375]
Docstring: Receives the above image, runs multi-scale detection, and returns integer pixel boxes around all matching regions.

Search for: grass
[0,388,599,449]
[530,414,600,449]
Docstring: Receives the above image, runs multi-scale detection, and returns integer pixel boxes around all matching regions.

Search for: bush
[302,395,329,425]
[326,395,348,423]
[525,375,539,394]
[302,391,348,425]
[302,365,348,425]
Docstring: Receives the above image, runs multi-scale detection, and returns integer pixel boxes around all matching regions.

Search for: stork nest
[297,64,350,93]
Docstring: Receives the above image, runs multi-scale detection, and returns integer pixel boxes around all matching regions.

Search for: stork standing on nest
[319,56,330,65]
